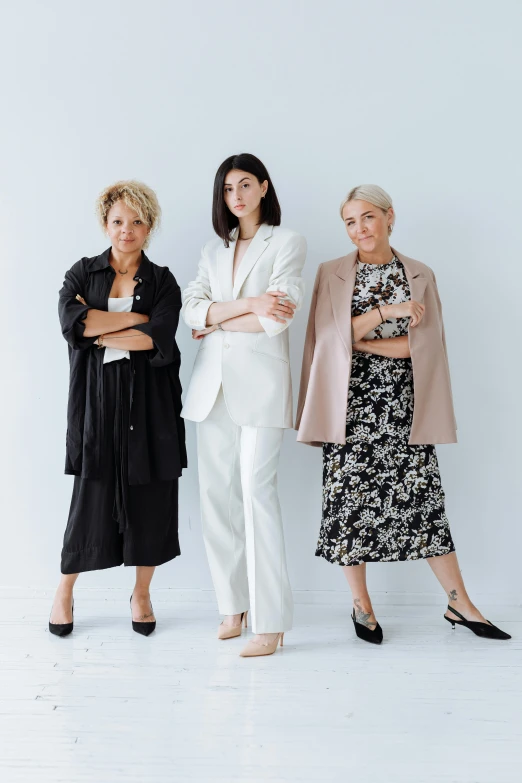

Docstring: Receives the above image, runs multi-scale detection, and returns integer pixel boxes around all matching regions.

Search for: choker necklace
[238,234,255,241]
[117,269,128,275]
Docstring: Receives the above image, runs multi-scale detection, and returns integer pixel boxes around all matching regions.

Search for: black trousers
[61,360,180,574]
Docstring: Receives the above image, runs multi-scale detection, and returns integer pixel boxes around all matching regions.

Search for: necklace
[117,269,128,275]
[238,234,255,241]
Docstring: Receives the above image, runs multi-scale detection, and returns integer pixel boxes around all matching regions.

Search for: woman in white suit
[182,153,306,657]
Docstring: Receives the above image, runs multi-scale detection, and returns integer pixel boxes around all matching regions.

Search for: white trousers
[196,388,293,634]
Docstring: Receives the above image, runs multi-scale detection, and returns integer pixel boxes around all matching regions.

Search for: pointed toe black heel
[351,610,383,645]
[49,599,74,637]
[444,605,511,640]
[130,595,156,637]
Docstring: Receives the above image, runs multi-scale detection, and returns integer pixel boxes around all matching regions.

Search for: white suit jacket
[181,223,307,428]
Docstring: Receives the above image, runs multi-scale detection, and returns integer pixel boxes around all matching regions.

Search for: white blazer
[181,223,307,428]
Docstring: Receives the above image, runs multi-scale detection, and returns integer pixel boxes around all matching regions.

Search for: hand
[248,291,296,324]
[192,325,218,340]
[383,300,425,327]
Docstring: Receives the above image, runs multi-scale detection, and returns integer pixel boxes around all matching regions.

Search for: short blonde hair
[340,184,395,234]
[96,180,161,248]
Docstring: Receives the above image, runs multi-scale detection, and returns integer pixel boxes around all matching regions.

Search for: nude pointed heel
[239,632,284,658]
[218,611,248,640]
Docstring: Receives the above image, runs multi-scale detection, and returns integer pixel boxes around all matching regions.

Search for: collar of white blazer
[330,247,428,353]
[218,223,274,300]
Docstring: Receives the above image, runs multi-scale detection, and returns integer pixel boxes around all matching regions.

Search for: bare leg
[131,566,156,623]
[427,551,488,623]
[50,573,79,624]
[342,563,378,629]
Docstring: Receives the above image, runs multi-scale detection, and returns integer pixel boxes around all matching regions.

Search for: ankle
[132,589,151,600]
[223,614,242,625]
[447,591,473,610]
[253,632,281,643]
[353,597,374,613]
[56,586,74,599]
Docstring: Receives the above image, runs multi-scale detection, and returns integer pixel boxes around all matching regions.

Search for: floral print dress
[317,256,455,565]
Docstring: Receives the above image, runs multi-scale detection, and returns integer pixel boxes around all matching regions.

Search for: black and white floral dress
[317,256,455,566]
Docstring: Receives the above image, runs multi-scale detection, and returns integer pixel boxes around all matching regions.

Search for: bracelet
[376,305,385,324]
[98,334,105,348]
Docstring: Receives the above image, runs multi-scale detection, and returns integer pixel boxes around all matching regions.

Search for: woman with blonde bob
[49,181,186,637]
[296,185,510,644]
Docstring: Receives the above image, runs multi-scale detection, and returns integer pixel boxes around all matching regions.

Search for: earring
[388,224,393,235]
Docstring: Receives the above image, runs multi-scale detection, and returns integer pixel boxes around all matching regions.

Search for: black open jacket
[58,248,187,484]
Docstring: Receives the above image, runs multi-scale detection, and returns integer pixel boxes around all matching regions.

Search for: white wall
[1,0,520,601]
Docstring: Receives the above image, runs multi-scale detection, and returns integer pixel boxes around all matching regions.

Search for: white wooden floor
[1,594,521,783]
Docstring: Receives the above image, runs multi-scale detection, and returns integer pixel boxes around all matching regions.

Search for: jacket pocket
[252,333,289,363]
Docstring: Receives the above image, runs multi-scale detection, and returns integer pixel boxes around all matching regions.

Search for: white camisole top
[103,296,134,364]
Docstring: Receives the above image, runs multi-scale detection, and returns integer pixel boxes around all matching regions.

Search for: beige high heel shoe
[239,632,284,657]
[217,611,248,640]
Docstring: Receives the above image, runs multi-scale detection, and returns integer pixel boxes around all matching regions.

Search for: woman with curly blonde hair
[49,181,186,637]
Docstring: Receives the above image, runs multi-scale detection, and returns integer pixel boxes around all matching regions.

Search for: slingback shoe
[49,599,74,637]
[351,610,383,645]
[218,611,248,640]
[130,595,156,637]
[240,632,284,657]
[444,605,511,640]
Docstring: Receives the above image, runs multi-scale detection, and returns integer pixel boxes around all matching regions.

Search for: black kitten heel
[444,605,511,640]
[351,610,383,645]
[130,595,156,637]
[49,599,74,637]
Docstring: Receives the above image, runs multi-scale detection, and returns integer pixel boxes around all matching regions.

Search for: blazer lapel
[232,223,272,299]
[216,229,236,301]
[329,250,358,353]
[408,274,428,302]
[394,249,428,302]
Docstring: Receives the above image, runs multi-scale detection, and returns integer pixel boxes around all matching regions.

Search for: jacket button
[139,278,142,283]
[135,295,140,300]
[224,343,230,349]
[130,425,134,431]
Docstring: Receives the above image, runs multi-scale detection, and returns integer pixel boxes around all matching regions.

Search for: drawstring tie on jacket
[112,361,130,533]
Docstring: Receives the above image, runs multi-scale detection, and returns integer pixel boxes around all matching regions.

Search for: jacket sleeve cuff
[183,299,214,331]
[258,314,288,338]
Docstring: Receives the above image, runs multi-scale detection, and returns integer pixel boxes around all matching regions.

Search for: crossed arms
[78,296,153,351]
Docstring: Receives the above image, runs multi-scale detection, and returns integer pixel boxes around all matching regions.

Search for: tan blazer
[295,248,457,446]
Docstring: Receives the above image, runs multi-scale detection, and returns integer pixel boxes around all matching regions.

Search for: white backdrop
[1,0,520,602]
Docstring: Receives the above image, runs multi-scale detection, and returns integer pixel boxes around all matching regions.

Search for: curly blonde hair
[96,180,161,248]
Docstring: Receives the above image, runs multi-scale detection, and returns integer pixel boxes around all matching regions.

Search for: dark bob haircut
[212,153,282,247]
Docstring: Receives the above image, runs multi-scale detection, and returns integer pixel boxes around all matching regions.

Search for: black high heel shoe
[130,595,156,637]
[351,610,383,645]
[49,599,74,637]
[444,605,511,640]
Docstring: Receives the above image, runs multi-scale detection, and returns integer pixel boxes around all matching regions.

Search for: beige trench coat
[295,249,457,446]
